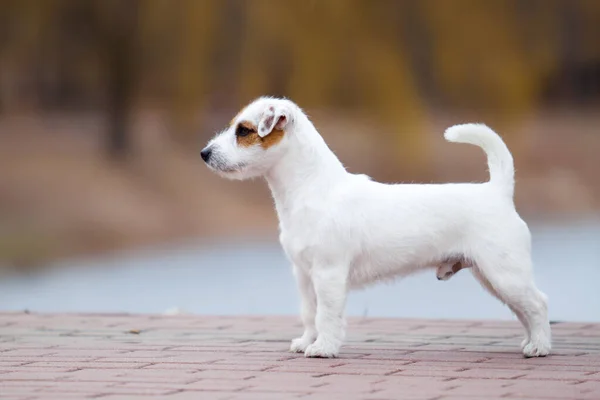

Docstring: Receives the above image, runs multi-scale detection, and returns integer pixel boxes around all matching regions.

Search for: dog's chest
[278,208,329,269]
[279,226,320,269]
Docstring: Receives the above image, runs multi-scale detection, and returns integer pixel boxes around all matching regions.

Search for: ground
[1,312,599,399]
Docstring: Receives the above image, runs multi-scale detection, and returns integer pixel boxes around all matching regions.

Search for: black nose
[200,147,212,162]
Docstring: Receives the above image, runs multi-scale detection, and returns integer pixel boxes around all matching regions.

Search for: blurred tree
[0,0,599,159]
[98,0,139,161]
[0,0,140,160]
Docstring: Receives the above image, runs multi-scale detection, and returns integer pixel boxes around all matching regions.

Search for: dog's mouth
[206,156,246,175]
[217,164,245,174]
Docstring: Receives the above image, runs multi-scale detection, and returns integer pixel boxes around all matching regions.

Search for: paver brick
[0,312,599,400]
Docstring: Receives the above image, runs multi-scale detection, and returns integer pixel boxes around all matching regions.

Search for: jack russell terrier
[200,97,551,359]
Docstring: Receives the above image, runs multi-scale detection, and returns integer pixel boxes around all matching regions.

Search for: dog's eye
[236,125,254,137]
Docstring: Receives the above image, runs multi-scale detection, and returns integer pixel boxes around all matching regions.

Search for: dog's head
[201,97,295,180]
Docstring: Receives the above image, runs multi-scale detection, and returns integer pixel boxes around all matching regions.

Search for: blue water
[0,221,598,322]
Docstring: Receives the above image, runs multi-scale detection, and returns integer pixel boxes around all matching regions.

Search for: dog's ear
[257,105,290,137]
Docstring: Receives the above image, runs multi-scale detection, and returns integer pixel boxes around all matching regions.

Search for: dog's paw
[520,337,530,350]
[522,337,551,358]
[289,336,314,353]
[304,338,340,358]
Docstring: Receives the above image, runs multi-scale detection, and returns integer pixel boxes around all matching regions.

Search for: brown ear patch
[236,120,284,149]
[260,129,284,149]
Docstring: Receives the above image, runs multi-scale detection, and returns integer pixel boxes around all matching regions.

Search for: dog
[200,97,551,358]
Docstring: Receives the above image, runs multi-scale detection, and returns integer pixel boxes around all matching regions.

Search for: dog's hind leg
[471,252,551,357]
[471,267,532,350]
[290,266,318,353]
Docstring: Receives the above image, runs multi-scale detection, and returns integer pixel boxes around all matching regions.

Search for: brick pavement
[0,312,599,400]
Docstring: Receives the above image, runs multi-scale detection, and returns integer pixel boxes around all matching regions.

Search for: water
[1,221,598,322]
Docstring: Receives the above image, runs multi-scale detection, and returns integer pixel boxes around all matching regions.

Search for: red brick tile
[0,371,72,380]
[217,393,304,400]
[1,349,60,357]
[45,349,130,358]
[0,380,55,388]
[25,361,153,369]
[0,388,41,397]
[60,369,196,384]
[43,383,176,396]
[192,370,257,380]
[522,364,600,373]
[0,366,77,373]
[505,380,595,399]
[574,381,600,395]
[176,379,253,392]
[202,363,280,372]
[440,378,516,396]
[374,350,496,363]
[409,360,534,371]
[141,363,204,371]
[0,397,36,400]
[0,360,33,367]
[517,370,599,381]
[321,364,407,375]
[240,373,332,392]
[437,397,552,400]
[11,394,88,400]
[0,312,599,400]
[2,355,100,363]
[390,365,526,380]
[264,364,343,374]
[362,383,454,399]
[482,356,600,368]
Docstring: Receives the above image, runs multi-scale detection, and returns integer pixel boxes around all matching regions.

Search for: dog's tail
[444,123,514,198]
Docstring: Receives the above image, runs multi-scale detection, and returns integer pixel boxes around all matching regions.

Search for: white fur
[202,97,551,358]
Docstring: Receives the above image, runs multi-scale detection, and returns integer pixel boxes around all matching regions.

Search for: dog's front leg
[304,266,348,358]
[290,266,317,353]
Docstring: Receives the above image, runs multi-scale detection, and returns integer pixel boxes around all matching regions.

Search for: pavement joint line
[511,374,528,380]
[384,369,404,376]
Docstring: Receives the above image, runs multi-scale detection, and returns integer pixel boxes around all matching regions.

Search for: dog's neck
[265,114,346,222]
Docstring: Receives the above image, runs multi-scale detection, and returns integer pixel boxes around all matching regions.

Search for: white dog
[201,97,551,358]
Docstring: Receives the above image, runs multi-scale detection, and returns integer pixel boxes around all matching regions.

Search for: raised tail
[444,123,514,197]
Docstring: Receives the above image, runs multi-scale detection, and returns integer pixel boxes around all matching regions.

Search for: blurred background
[0,0,598,321]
